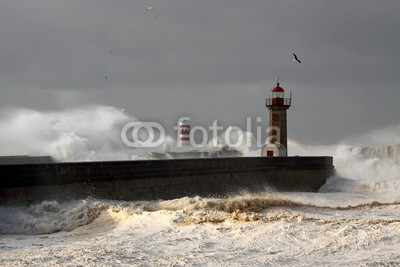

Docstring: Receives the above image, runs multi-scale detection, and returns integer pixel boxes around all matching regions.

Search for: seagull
[154,12,160,20]
[146,6,152,12]
[293,53,301,63]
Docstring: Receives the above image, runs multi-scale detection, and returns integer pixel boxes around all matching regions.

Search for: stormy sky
[0,0,399,145]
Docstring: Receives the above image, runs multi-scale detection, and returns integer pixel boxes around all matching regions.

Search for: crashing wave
[359,144,400,164]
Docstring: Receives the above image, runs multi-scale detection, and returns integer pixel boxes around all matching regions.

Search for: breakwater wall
[0,157,333,204]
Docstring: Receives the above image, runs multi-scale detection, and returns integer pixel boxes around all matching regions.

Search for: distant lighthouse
[262,79,292,157]
[179,119,191,147]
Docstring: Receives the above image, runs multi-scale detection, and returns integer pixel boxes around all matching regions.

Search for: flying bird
[146,6,152,12]
[293,53,301,63]
[154,12,160,20]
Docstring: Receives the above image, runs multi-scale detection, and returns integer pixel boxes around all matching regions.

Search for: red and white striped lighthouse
[179,120,191,146]
[263,79,292,157]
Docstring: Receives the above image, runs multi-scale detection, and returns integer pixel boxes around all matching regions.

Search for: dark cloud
[0,0,399,145]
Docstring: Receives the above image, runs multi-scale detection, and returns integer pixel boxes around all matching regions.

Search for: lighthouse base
[261,143,287,157]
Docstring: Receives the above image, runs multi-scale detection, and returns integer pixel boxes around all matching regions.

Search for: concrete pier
[0,157,333,204]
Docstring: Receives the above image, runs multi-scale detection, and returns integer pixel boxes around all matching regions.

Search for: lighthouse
[178,119,191,147]
[262,79,292,157]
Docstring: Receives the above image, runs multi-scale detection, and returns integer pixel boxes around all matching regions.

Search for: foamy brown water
[1,185,400,266]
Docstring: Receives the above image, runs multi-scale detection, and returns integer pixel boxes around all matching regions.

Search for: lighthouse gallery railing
[265,98,292,106]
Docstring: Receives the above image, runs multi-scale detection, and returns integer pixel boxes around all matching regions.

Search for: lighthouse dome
[272,82,284,92]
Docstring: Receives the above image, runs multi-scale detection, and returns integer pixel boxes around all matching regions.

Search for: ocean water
[1,107,400,266]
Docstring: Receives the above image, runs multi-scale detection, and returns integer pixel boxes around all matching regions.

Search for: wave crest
[0,200,104,235]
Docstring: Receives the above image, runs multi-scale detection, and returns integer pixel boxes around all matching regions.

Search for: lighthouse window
[273,92,284,98]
